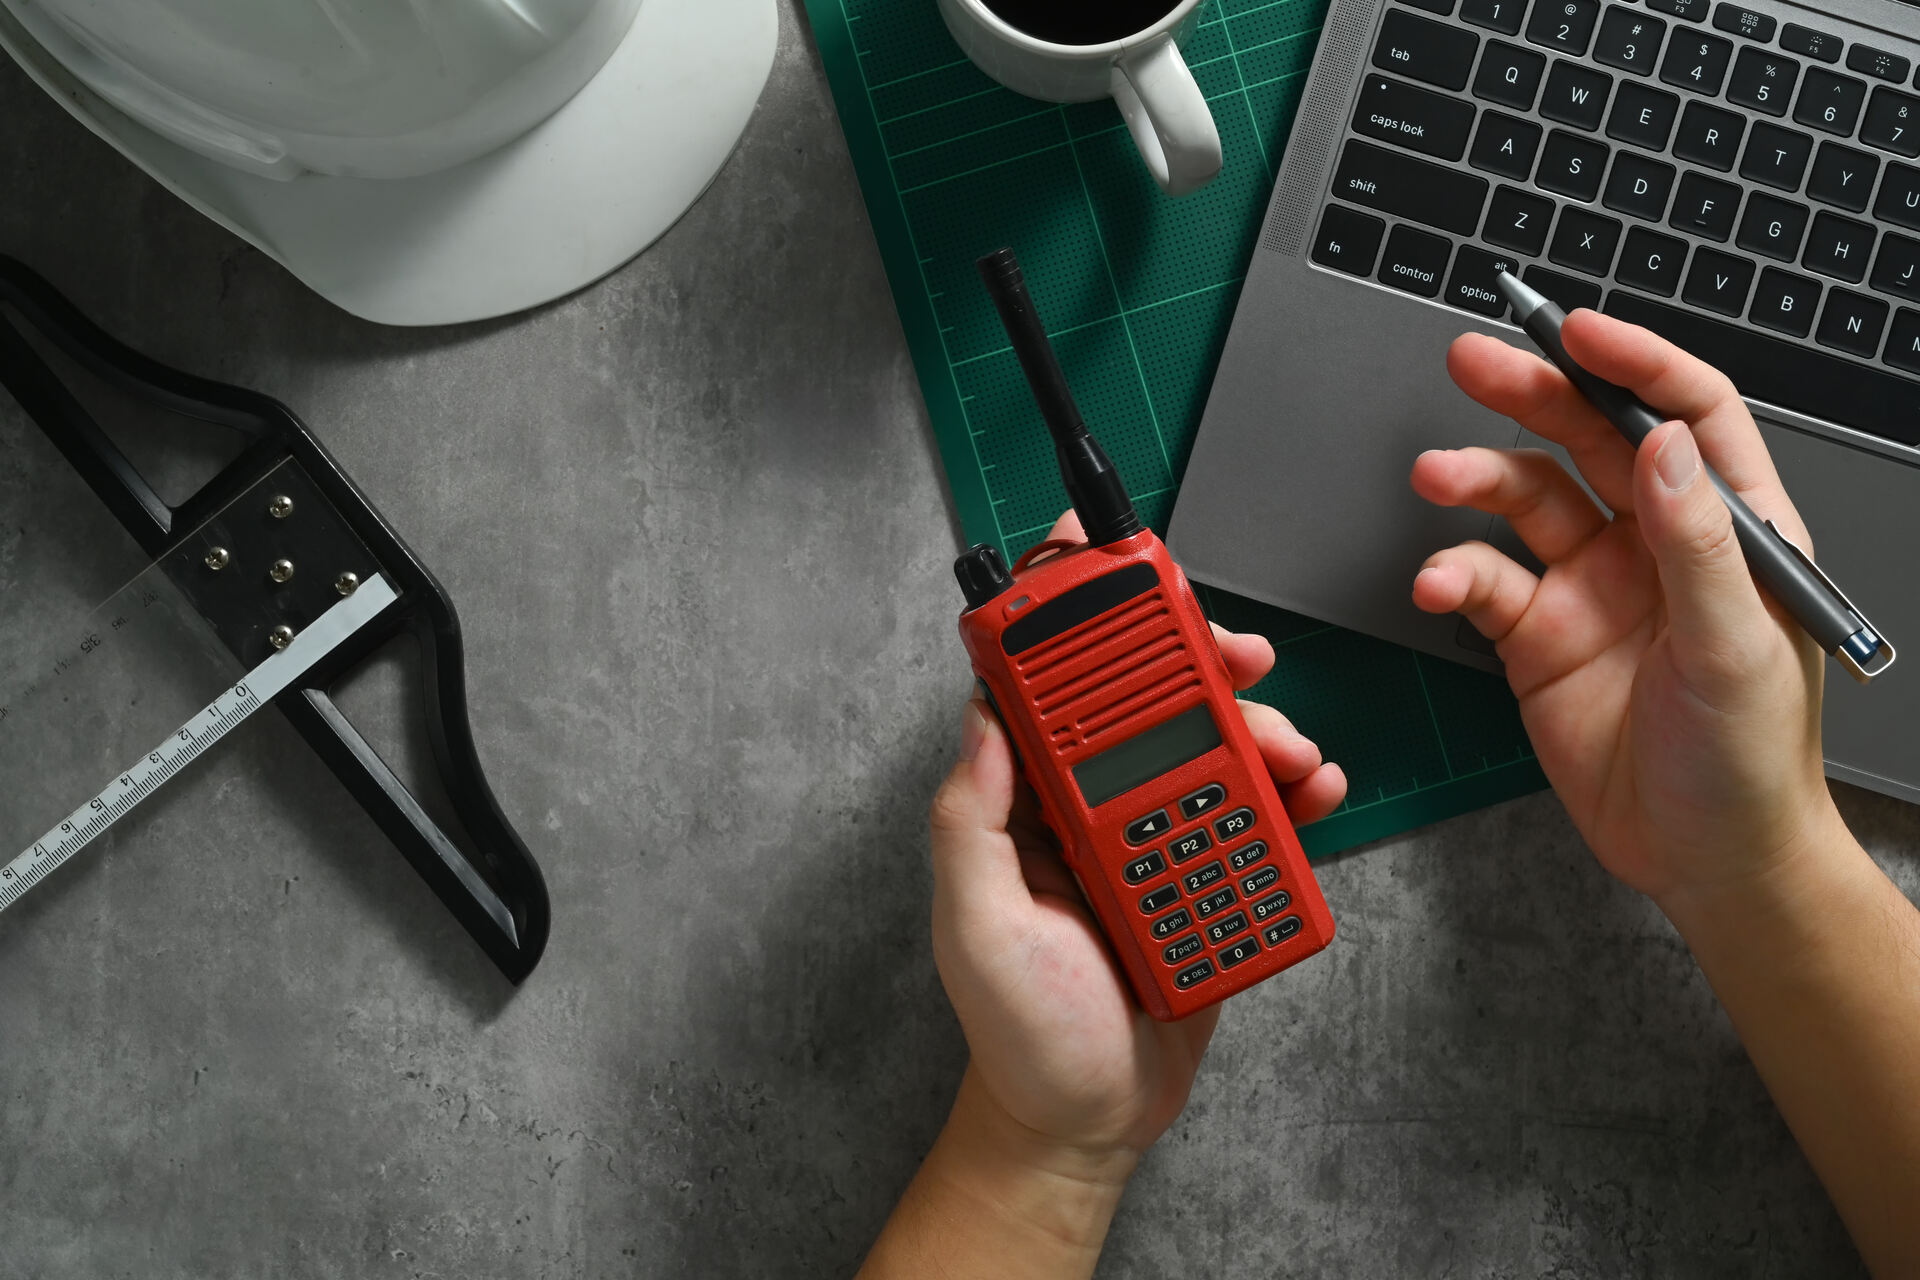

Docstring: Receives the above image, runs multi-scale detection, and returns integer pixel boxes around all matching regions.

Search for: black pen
[1493,270,1895,684]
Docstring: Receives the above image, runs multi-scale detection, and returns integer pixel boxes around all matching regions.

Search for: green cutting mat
[806,0,1548,853]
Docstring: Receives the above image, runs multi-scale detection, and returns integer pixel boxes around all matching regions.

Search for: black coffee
[981,0,1185,45]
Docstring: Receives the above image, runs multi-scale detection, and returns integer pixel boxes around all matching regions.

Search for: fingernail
[1654,426,1699,492]
[960,700,989,762]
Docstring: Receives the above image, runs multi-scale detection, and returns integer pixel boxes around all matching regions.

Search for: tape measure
[0,572,398,914]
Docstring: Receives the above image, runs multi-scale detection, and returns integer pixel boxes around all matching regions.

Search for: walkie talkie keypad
[1178,783,1227,820]
[1252,889,1294,922]
[1123,850,1167,884]
[1213,808,1256,841]
[1174,959,1216,989]
[1194,886,1238,918]
[1125,810,1172,845]
[1163,933,1205,964]
[1227,840,1269,872]
[1151,907,1193,938]
[1138,884,1180,914]
[1204,911,1251,945]
[1183,860,1227,894]
[1218,936,1262,969]
[1242,865,1282,897]
[1264,916,1306,947]
[1168,828,1213,863]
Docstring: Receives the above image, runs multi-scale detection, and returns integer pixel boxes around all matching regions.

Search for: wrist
[925,1067,1138,1263]
[1655,802,1871,956]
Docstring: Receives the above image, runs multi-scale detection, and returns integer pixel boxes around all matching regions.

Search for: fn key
[1312,205,1386,276]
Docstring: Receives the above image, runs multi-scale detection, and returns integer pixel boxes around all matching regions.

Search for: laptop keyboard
[1312,0,1920,446]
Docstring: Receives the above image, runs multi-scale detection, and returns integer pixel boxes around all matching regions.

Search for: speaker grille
[1015,592,1200,756]
[1260,0,1374,258]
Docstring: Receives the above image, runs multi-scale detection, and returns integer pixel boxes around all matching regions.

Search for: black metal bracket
[0,255,549,984]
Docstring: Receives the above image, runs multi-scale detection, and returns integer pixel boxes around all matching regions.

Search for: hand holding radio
[1409,309,1846,908]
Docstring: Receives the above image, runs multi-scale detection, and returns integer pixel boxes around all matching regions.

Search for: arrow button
[1124,810,1172,846]
[1178,784,1227,821]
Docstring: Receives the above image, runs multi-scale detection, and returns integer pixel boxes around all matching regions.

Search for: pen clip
[1765,520,1896,684]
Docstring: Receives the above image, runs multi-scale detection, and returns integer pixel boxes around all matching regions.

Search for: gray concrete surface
[0,5,1912,1276]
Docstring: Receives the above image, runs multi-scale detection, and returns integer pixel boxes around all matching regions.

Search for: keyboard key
[1616,226,1689,294]
[1738,122,1814,190]
[1542,60,1615,129]
[1125,810,1172,845]
[1333,140,1490,235]
[1203,909,1251,945]
[1804,211,1876,281]
[1264,916,1306,947]
[1682,247,1756,313]
[1476,39,1548,109]
[1736,192,1811,260]
[1177,784,1226,820]
[1674,101,1745,169]
[1225,839,1269,872]
[1861,87,1920,158]
[1182,859,1228,895]
[1312,204,1386,276]
[1525,263,1604,311]
[1212,806,1256,842]
[1594,6,1665,75]
[1816,288,1890,355]
[1484,184,1556,254]
[1193,885,1238,919]
[1138,883,1179,914]
[1124,849,1168,884]
[1710,3,1773,42]
[1795,68,1868,135]
[1527,0,1601,55]
[1874,162,1920,230]
[1645,0,1707,21]
[1353,74,1478,159]
[1537,129,1610,200]
[1240,865,1282,898]
[1550,206,1624,274]
[1250,889,1293,922]
[1607,82,1680,148]
[1403,0,1458,12]
[1374,9,1480,91]
[1871,232,1920,300]
[1780,23,1843,65]
[1168,827,1213,862]
[1604,151,1677,218]
[1808,142,1879,211]
[1461,0,1527,34]
[1660,31,1733,94]
[1749,267,1822,335]
[1471,111,1545,177]
[1217,934,1262,970]
[1670,171,1741,239]
[1605,293,1920,445]
[1447,246,1525,317]
[1845,45,1910,84]
[1163,932,1205,965]
[1174,958,1215,989]
[1887,309,1920,374]
[1726,47,1800,117]
[1150,906,1193,939]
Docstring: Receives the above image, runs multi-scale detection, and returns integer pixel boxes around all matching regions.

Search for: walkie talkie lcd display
[954,249,1335,1020]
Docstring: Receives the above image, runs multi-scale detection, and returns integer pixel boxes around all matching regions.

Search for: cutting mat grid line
[812,0,1548,853]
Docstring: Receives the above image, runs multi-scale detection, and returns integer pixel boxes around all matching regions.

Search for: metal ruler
[0,573,399,914]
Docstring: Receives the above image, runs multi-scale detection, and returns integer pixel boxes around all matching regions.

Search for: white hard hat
[0,0,777,325]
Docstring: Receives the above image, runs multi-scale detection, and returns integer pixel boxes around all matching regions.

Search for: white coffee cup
[936,0,1223,196]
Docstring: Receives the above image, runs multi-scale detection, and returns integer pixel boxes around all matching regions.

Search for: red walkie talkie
[955,249,1335,1021]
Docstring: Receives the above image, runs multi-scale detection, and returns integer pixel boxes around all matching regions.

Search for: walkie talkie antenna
[976,248,1142,547]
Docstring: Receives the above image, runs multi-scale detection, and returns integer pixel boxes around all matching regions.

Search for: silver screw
[204,547,231,571]
[269,558,295,584]
[268,495,294,519]
[334,572,360,597]
[268,624,295,651]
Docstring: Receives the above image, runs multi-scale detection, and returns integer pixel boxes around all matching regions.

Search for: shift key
[1332,140,1489,235]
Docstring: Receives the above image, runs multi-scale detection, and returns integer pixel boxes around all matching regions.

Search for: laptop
[1170,0,1920,803]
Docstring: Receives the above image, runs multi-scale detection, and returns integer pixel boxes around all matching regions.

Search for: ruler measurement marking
[0,577,396,916]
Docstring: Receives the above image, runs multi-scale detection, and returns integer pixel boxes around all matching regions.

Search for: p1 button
[1125,810,1172,846]
[1123,849,1167,885]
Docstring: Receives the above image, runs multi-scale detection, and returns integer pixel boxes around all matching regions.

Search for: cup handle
[1110,38,1222,196]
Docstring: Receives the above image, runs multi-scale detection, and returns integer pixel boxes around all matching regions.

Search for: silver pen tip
[1492,267,1549,324]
